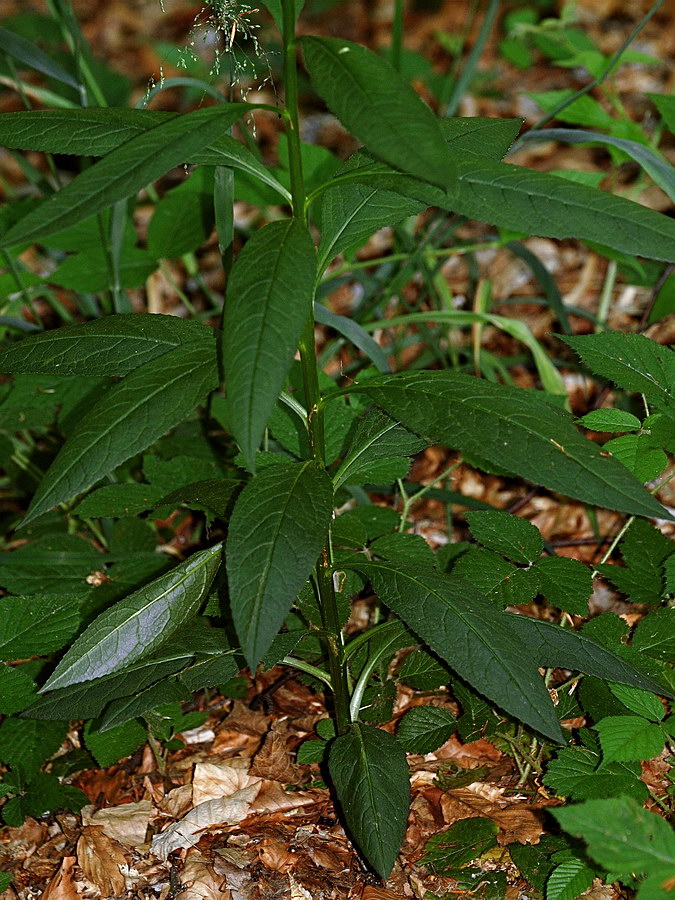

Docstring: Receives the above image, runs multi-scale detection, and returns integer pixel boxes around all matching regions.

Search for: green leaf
[0,593,80,659]
[84,719,147,768]
[649,93,675,133]
[226,462,333,670]
[0,719,68,776]
[0,26,81,90]
[396,706,456,754]
[0,105,247,248]
[603,434,667,483]
[506,616,673,698]
[41,543,222,691]
[48,247,158,292]
[608,684,665,722]
[546,857,595,900]
[148,167,214,258]
[352,561,564,742]
[544,747,648,802]
[597,519,673,605]
[24,341,218,525]
[259,0,305,31]
[466,509,543,564]
[370,533,437,569]
[578,408,642,432]
[328,722,409,879]
[594,716,665,764]
[534,556,592,616]
[192,136,291,203]
[155,478,242,519]
[73,483,164,518]
[399,650,452,690]
[0,314,211,377]
[223,219,316,472]
[99,678,190,731]
[562,333,675,412]
[355,371,671,519]
[301,36,452,189]
[0,666,37,715]
[452,548,537,608]
[421,817,499,873]
[313,304,392,375]
[510,836,572,893]
[633,609,675,662]
[553,796,675,879]
[0,874,11,892]
[296,739,327,765]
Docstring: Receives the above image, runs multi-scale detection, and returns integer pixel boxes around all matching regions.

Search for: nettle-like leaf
[41,543,223,692]
[351,560,564,742]
[301,36,453,189]
[226,461,333,669]
[222,219,316,472]
[396,706,457,754]
[0,314,213,377]
[544,747,648,803]
[353,371,671,519]
[0,594,80,659]
[0,105,248,248]
[465,509,543,565]
[328,722,410,879]
[23,340,218,525]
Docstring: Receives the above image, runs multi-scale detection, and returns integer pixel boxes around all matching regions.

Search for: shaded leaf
[543,747,648,802]
[0,593,80,659]
[594,716,665,764]
[421,817,498,873]
[396,706,456,754]
[534,556,592,616]
[0,719,68,776]
[466,510,543,564]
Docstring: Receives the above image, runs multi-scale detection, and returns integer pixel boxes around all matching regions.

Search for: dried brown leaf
[440,788,544,845]
[77,825,127,896]
[192,762,262,805]
[81,799,153,847]
[41,857,79,900]
[176,853,228,900]
[250,727,300,784]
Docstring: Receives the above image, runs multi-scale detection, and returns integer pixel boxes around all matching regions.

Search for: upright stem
[391,0,405,73]
[281,0,350,734]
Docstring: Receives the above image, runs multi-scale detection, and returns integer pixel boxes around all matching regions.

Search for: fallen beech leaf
[41,857,79,900]
[81,799,152,847]
[258,838,298,873]
[289,874,313,899]
[161,783,193,818]
[151,785,261,859]
[77,825,127,896]
[251,780,317,814]
[250,726,300,784]
[176,853,226,900]
[362,887,406,900]
[192,761,261,805]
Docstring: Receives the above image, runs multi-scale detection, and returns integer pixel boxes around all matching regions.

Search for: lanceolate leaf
[328,723,410,878]
[223,219,316,472]
[41,543,222,692]
[0,26,82,91]
[505,616,674,699]
[301,36,452,189]
[352,561,564,742]
[24,341,218,525]
[0,105,247,249]
[354,371,671,519]
[226,461,333,670]
[0,314,213,376]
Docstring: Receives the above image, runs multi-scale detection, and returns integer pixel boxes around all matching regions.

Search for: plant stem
[391,0,405,73]
[281,0,351,735]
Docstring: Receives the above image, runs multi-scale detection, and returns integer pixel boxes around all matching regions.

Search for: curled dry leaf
[192,761,262,805]
[41,857,79,900]
[258,838,298,873]
[77,825,127,897]
[175,853,226,900]
[250,726,300,784]
[289,874,313,900]
[81,799,153,847]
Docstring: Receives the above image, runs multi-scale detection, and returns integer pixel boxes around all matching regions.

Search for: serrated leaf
[23,341,218,525]
[506,615,673,698]
[578,409,641,432]
[355,371,671,520]
[296,739,327,765]
[328,723,409,878]
[226,462,333,670]
[399,650,452,690]
[396,706,456,754]
[370,532,437,568]
[155,478,242,518]
[0,594,80,659]
[0,106,247,248]
[0,719,68,776]
[41,543,222,691]
[608,684,665,722]
[466,510,543,564]
[633,609,675,662]
[452,548,539,608]
[594,716,665,764]
[562,333,675,411]
[74,483,165,518]
[302,37,452,190]
[553,796,675,878]
[223,219,316,472]
[0,666,37,715]
[351,561,564,742]
[543,747,648,802]
[603,434,667,483]
[84,719,147,768]
[534,556,592,616]
[546,857,595,900]
[421,818,499,873]
[99,678,190,731]
[0,314,211,377]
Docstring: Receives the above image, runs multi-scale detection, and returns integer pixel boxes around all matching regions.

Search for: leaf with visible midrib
[223,219,316,473]
[355,370,671,520]
[23,340,218,525]
[352,561,564,742]
[226,461,333,670]
[328,723,410,878]
[0,105,247,249]
[301,36,452,189]
[41,543,222,692]
[0,314,213,376]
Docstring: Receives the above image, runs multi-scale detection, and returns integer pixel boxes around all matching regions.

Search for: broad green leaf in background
[328,723,410,879]
[421,817,499,872]
[506,616,673,698]
[649,93,675,134]
[84,719,147,768]
[147,167,215,259]
[48,247,158,293]
[396,706,457,754]
[546,857,595,900]
[301,36,453,189]
[561,333,675,413]
[222,219,316,472]
[192,135,291,204]
[466,509,543,564]
[519,128,675,204]
[0,719,68,776]
[354,371,671,519]
[23,341,218,525]
[0,594,80,659]
[41,543,222,691]
[0,666,37,715]
[0,105,248,249]
[578,409,641,432]
[313,303,392,374]
[352,561,564,742]
[633,609,675,662]
[594,716,665,764]
[553,797,675,886]
[226,461,333,670]
[259,0,306,31]
[544,747,648,803]
[603,434,667,483]
[0,26,82,91]
[534,556,592,616]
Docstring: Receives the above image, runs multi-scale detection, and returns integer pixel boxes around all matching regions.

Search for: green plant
[0,0,674,888]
